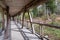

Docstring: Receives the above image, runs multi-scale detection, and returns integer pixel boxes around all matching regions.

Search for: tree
[45,0,57,24]
[32,7,38,17]
[45,0,57,14]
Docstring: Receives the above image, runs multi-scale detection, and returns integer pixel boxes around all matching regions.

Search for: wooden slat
[0,1,6,9]
[13,0,47,17]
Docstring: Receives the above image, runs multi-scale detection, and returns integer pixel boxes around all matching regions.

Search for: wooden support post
[26,21,28,29]
[40,26,42,35]
[13,17,15,22]
[4,14,11,40]
[12,17,14,21]
[14,17,16,22]
[22,12,25,28]
[17,16,18,23]
[20,14,22,24]
[16,16,18,24]
[15,16,17,24]
[28,10,34,33]
[4,6,11,40]
[17,15,19,23]
[13,17,15,21]
[2,10,5,31]
[39,25,43,40]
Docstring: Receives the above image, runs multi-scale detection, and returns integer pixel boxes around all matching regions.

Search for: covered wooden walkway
[11,21,24,40]
[0,20,60,40]
[0,0,60,40]
[11,21,40,40]
[0,21,41,40]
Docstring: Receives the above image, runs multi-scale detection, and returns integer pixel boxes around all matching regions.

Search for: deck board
[15,21,41,40]
[11,21,24,40]
[0,21,41,40]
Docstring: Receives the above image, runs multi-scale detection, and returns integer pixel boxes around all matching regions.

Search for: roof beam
[0,1,6,9]
[13,0,47,17]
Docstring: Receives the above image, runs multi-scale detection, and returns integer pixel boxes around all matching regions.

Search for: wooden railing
[30,21,60,40]
[20,20,60,29]
[19,20,60,40]
[31,22,60,29]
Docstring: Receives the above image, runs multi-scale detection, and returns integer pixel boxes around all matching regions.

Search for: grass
[34,22,60,40]
[44,27,60,40]
[24,14,60,40]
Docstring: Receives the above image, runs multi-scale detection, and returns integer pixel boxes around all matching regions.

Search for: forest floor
[25,16,60,40]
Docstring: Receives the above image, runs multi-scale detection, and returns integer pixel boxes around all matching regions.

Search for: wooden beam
[4,6,11,40]
[31,22,60,29]
[13,0,47,17]
[17,15,19,23]
[12,0,34,17]
[22,12,25,28]
[0,1,6,9]
[12,17,14,21]
[19,19,60,29]
[27,10,34,33]
[20,14,23,24]
[26,0,47,9]
[2,9,5,31]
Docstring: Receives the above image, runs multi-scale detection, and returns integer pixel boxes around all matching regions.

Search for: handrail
[20,20,60,29]
[31,22,60,29]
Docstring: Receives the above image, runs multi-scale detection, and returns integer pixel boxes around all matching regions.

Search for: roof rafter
[13,0,47,17]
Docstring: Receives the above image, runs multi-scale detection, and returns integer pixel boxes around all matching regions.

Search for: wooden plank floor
[14,21,41,40]
[11,21,24,40]
[0,31,4,40]
[0,21,41,40]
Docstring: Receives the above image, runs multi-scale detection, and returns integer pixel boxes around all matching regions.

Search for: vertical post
[22,12,25,28]
[12,17,14,21]
[4,6,11,40]
[20,14,22,24]
[17,15,19,23]
[14,17,16,22]
[16,16,17,23]
[28,10,35,33]
[17,15,18,23]
[26,21,28,29]
[39,25,43,40]
[2,10,5,31]
[20,14,23,24]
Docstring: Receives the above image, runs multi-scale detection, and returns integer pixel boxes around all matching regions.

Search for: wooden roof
[0,0,47,16]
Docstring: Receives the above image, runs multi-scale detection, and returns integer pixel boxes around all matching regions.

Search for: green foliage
[38,5,45,17]
[34,22,60,40]
[25,12,29,19]
[46,0,57,13]
[50,14,56,24]
[32,7,38,17]
[44,27,60,40]
[41,15,47,20]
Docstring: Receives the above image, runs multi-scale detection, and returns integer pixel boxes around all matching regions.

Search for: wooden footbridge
[0,0,60,40]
